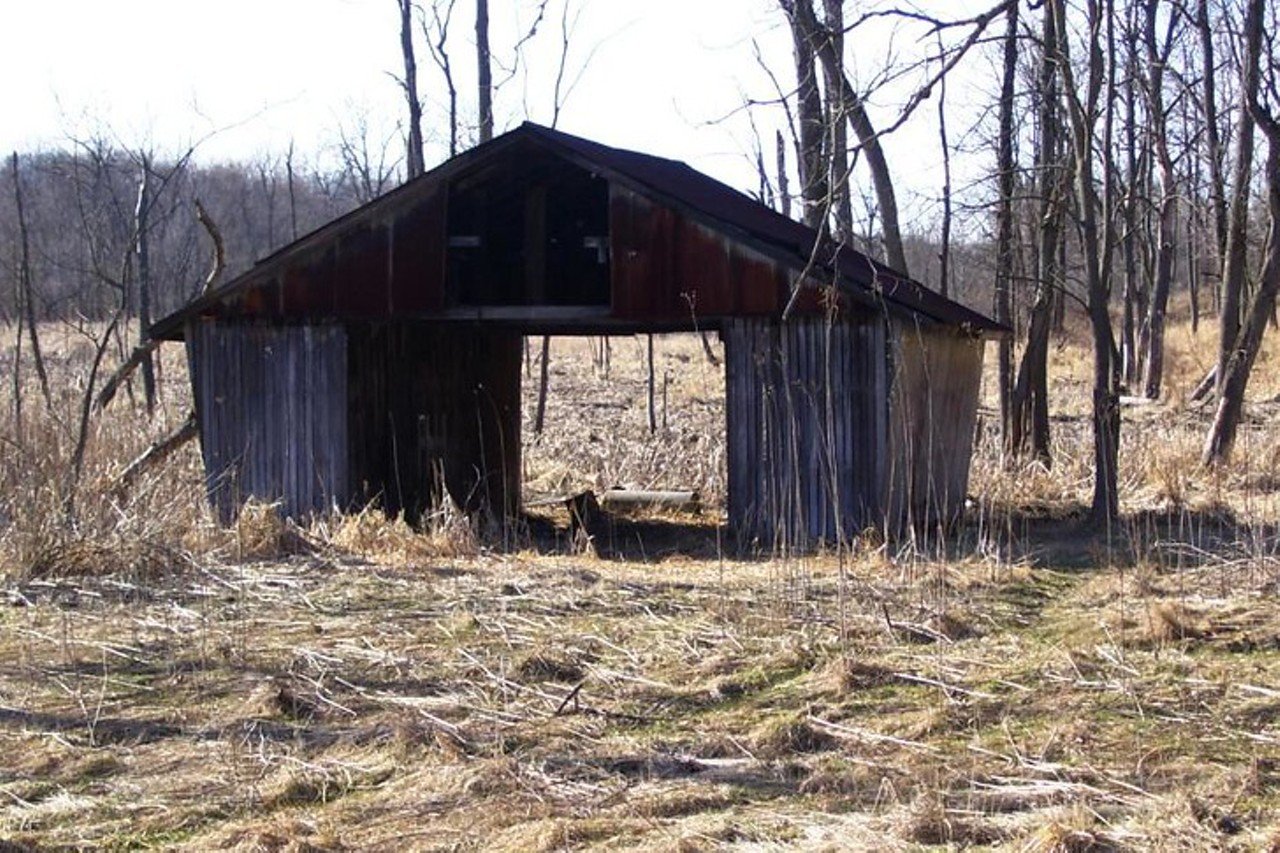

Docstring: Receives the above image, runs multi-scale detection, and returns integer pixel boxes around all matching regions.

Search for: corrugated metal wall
[886,320,985,527]
[186,320,348,521]
[723,314,888,549]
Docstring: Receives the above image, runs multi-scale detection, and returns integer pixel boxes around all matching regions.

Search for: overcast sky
[1,0,996,229]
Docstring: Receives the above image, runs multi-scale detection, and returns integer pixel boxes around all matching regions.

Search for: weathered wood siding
[885,321,984,527]
[187,320,348,521]
[346,323,522,523]
[724,314,888,548]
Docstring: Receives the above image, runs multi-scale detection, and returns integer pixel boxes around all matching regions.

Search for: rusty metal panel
[610,187,676,319]
[234,278,280,319]
[334,224,390,317]
[280,248,337,317]
[673,217,735,316]
[391,183,447,314]
[730,245,783,315]
[153,124,1006,342]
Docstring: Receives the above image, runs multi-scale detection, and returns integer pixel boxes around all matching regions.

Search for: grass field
[2,318,1280,850]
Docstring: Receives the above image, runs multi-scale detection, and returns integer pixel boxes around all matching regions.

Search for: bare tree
[993,0,1019,450]
[477,0,494,143]
[1203,0,1275,464]
[398,0,426,178]
[1137,0,1182,399]
[1196,0,1228,262]
[1213,0,1259,411]
[936,32,953,298]
[134,157,157,412]
[424,0,461,156]
[9,152,52,414]
[1053,0,1122,521]
[335,111,402,203]
[1009,0,1061,463]
[781,0,829,232]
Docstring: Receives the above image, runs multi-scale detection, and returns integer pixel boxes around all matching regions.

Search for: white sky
[0,0,995,230]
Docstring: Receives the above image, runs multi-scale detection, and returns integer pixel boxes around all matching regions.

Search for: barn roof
[152,122,1005,339]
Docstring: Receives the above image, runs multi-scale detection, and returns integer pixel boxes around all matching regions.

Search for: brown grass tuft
[24,535,182,582]
[823,656,897,693]
[215,818,347,852]
[1025,811,1117,853]
[232,501,310,560]
[513,650,585,684]
[750,713,837,758]
[313,502,478,564]
[1144,600,1207,644]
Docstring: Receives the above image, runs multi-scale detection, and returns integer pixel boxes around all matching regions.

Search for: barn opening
[151,123,1005,551]
[518,333,726,550]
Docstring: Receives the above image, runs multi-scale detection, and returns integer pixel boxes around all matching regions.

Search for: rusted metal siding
[345,323,521,522]
[390,183,448,314]
[724,313,887,548]
[187,319,348,521]
[610,187,792,322]
[885,321,984,527]
[204,187,447,327]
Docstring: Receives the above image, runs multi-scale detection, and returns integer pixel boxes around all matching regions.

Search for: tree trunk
[776,130,791,219]
[1204,0,1273,465]
[286,139,299,241]
[1204,137,1280,463]
[399,0,426,178]
[534,335,551,434]
[9,151,51,413]
[1052,0,1119,522]
[135,163,157,414]
[994,0,1019,452]
[937,38,953,298]
[1216,0,1260,402]
[783,0,828,232]
[1012,0,1061,463]
[10,259,22,447]
[1120,34,1141,386]
[1139,0,1177,400]
[786,0,908,274]
[822,0,852,241]
[647,334,657,434]
[476,0,493,143]
[1198,0,1228,261]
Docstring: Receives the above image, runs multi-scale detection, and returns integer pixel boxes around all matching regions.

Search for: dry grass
[1,317,1280,848]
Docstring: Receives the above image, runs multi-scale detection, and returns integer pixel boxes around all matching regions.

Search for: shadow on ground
[516,499,1280,572]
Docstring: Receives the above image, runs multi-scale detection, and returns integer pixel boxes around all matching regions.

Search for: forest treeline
[3,0,1280,526]
[0,144,369,323]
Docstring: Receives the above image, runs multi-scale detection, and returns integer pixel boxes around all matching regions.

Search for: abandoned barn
[151,123,1006,547]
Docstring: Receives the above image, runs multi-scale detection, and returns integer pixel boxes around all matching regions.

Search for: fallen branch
[808,714,939,752]
[113,411,198,496]
[555,681,584,715]
[1188,364,1216,403]
[94,341,161,411]
[882,602,952,644]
